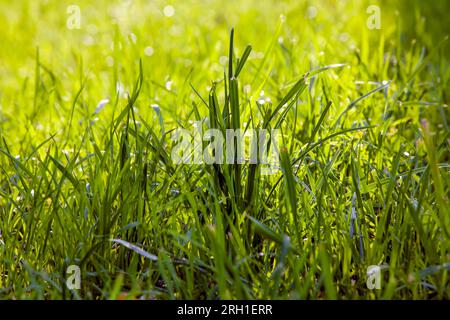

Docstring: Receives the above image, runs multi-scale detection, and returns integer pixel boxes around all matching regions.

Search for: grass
[0,0,449,299]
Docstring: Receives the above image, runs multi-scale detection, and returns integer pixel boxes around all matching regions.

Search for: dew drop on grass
[144,46,154,56]
[257,91,267,105]
[163,5,175,17]
[256,98,265,105]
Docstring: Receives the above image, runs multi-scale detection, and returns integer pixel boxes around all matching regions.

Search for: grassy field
[0,0,449,299]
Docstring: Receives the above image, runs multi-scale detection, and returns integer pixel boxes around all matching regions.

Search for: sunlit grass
[0,0,449,299]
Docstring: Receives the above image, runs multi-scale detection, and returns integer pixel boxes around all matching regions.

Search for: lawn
[0,0,449,299]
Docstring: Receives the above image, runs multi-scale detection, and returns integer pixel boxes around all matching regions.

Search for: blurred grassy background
[0,0,448,147]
